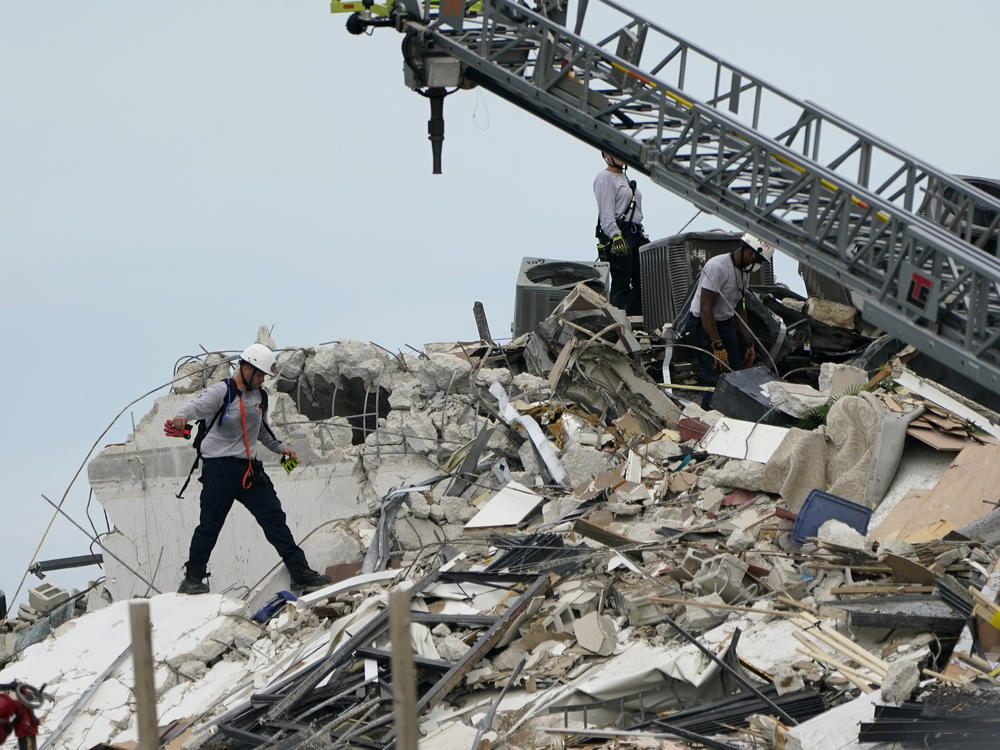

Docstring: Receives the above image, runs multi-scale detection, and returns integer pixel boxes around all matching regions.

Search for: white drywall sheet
[464,481,544,530]
[699,417,789,463]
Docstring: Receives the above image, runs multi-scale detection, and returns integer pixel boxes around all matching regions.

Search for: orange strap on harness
[238,394,254,489]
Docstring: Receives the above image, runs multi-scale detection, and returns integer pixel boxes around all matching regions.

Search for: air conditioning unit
[513,257,610,336]
[640,232,775,332]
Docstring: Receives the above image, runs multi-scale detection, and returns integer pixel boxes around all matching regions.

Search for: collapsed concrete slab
[11,319,995,750]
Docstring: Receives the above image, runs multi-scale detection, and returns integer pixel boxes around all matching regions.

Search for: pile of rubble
[6,284,1000,749]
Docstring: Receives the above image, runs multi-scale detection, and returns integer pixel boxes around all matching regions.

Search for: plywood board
[463,480,544,530]
[869,444,1000,542]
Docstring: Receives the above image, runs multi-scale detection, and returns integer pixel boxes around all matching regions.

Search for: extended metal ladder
[349,0,1000,396]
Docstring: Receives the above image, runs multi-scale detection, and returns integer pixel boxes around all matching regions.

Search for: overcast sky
[2,1,997,612]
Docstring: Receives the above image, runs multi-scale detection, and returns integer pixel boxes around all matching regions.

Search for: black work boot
[178,565,210,595]
[288,562,331,594]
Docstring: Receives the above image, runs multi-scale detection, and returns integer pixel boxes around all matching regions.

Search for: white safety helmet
[240,343,277,376]
[740,232,775,264]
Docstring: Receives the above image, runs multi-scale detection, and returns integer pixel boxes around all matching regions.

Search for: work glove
[711,340,730,372]
[610,233,629,256]
[163,419,191,439]
[743,343,756,367]
[596,240,610,262]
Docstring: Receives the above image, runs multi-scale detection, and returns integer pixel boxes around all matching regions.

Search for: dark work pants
[695,316,745,409]
[186,457,307,575]
[608,222,646,316]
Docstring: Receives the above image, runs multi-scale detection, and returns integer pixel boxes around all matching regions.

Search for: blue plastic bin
[791,489,872,544]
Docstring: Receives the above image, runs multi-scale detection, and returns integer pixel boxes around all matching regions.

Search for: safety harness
[176,378,277,498]
[595,175,640,260]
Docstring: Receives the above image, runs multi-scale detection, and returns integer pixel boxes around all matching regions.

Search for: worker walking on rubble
[166,344,331,595]
[689,233,774,408]
[594,150,649,316]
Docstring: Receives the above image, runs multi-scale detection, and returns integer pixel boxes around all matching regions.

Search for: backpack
[175,379,276,498]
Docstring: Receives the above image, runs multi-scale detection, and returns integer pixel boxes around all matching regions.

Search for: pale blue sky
[2,1,997,610]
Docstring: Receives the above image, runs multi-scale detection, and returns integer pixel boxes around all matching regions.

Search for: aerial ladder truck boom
[333,0,1000,400]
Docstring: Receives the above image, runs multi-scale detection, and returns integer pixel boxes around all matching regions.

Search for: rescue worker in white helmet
[167,343,331,595]
[688,233,774,408]
[593,150,649,316]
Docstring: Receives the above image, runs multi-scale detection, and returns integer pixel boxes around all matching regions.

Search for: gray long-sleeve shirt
[177,381,285,460]
[593,169,644,240]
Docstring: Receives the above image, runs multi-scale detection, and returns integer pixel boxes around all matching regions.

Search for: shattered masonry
[5,286,1000,750]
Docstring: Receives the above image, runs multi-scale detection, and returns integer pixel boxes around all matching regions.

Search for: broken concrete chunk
[559,445,613,487]
[773,664,806,695]
[400,410,438,453]
[512,372,551,399]
[881,656,922,704]
[638,436,681,462]
[439,495,477,524]
[177,659,208,681]
[174,351,230,394]
[232,621,264,649]
[766,381,829,418]
[408,494,431,519]
[818,362,868,397]
[493,646,528,671]
[697,487,726,514]
[517,440,542,476]
[474,367,512,390]
[605,501,643,516]
[29,583,70,614]
[817,519,869,552]
[724,526,757,551]
[436,635,472,662]
[572,611,616,656]
[807,298,857,329]
[701,459,765,492]
[682,593,729,630]
[691,554,749,603]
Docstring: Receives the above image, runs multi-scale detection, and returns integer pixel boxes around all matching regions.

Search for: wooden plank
[129,602,159,750]
[832,583,934,595]
[870,444,1000,542]
[389,591,418,750]
[547,338,576,390]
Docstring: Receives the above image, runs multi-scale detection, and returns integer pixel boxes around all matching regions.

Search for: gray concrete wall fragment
[701,459,765,492]
[559,445,613,488]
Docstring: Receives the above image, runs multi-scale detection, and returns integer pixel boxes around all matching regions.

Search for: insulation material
[490,381,567,484]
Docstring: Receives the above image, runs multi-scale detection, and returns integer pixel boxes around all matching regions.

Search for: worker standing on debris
[689,233,774,407]
[167,344,331,595]
[594,150,648,316]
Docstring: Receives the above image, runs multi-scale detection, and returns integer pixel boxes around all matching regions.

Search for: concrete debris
[8,302,1000,750]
